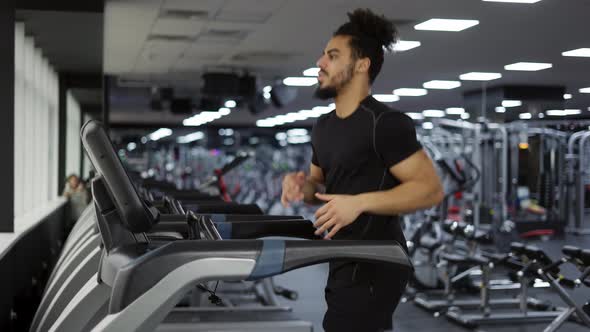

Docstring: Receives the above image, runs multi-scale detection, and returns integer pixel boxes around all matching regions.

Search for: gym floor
[275,233,590,332]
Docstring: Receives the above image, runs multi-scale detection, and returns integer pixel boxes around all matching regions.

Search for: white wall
[14,22,76,220]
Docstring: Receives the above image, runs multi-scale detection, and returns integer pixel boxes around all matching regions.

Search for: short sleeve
[375,112,422,168]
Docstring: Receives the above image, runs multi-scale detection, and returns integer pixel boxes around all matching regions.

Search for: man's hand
[313,193,363,239]
[281,171,306,207]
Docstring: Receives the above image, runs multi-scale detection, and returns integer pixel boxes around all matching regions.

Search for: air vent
[148,34,195,42]
[215,10,272,23]
[232,51,293,62]
[203,29,247,38]
[117,77,152,88]
[160,9,210,20]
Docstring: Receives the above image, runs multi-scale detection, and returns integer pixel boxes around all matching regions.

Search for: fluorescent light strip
[303,67,320,76]
[519,113,532,119]
[149,128,172,141]
[460,72,502,81]
[502,100,522,107]
[415,19,479,32]
[423,80,461,90]
[406,112,424,120]
[287,128,308,136]
[283,77,317,86]
[564,94,572,100]
[263,85,272,93]
[393,88,428,96]
[580,87,590,94]
[446,107,465,115]
[495,107,506,113]
[562,48,590,57]
[505,62,552,71]
[373,94,400,102]
[224,100,236,108]
[423,109,445,117]
[177,131,204,144]
[393,40,421,52]
[422,122,434,130]
[461,113,471,120]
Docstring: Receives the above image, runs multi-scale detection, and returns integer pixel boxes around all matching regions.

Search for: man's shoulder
[360,100,412,125]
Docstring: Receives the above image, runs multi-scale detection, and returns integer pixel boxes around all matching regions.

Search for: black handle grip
[282,240,411,273]
[562,245,581,258]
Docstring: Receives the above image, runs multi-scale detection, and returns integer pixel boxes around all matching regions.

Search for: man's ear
[356,57,371,74]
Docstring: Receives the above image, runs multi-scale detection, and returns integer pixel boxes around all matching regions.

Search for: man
[281,8,444,332]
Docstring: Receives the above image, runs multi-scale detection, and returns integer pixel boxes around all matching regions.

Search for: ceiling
[34,0,590,127]
[16,9,104,106]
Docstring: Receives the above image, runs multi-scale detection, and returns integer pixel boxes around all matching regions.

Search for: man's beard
[313,63,355,100]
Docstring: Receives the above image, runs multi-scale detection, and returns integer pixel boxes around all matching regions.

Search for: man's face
[314,35,356,100]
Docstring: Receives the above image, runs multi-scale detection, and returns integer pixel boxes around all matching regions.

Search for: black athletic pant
[323,262,410,332]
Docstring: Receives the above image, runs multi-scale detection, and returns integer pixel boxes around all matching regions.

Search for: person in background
[62,174,89,225]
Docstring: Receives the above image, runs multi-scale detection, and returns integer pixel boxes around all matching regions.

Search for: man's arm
[302,163,325,205]
[356,149,444,215]
[313,149,443,239]
[281,164,325,207]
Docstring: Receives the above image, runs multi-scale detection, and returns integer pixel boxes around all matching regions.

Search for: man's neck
[334,82,370,119]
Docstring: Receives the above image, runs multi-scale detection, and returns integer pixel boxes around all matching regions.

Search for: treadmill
[48,120,413,332]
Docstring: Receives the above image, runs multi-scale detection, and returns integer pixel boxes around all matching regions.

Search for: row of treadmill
[28,120,412,332]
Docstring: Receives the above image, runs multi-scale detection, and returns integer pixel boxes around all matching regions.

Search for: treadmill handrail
[108,239,410,314]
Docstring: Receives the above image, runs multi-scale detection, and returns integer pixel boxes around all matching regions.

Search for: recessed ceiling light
[393,88,428,96]
[446,107,465,115]
[504,62,552,71]
[519,113,532,119]
[422,109,445,117]
[263,85,272,93]
[283,77,317,86]
[482,0,542,3]
[393,40,421,52]
[495,107,506,113]
[460,72,502,81]
[303,67,320,76]
[580,87,590,93]
[502,100,522,107]
[562,48,590,57]
[373,94,400,102]
[406,112,424,120]
[538,113,545,118]
[415,19,479,32]
[224,100,237,108]
[564,94,572,100]
[423,80,462,89]
[461,113,471,119]
[422,122,434,130]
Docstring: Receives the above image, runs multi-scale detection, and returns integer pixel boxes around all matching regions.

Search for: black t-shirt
[311,95,421,250]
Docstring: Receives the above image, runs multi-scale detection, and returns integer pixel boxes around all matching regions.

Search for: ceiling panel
[151,18,205,37]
